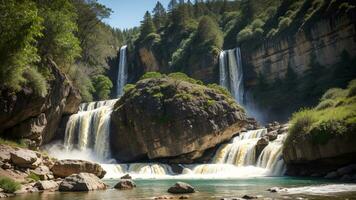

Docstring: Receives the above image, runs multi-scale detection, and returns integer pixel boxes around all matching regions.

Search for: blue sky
[98,0,171,29]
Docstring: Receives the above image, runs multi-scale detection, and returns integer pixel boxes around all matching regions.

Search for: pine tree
[139,11,156,39]
[152,1,167,29]
[168,0,178,11]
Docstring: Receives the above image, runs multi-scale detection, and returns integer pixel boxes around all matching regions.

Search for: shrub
[251,19,264,29]
[123,84,135,94]
[316,99,335,110]
[347,80,356,97]
[321,88,347,101]
[237,27,253,43]
[92,75,113,100]
[289,109,317,138]
[310,120,347,144]
[23,67,48,97]
[168,72,203,85]
[0,177,21,193]
[27,172,41,182]
[140,72,162,80]
[278,17,292,30]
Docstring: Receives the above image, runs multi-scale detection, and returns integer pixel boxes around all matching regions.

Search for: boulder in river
[120,174,132,179]
[114,179,136,190]
[111,76,248,163]
[34,180,59,191]
[59,173,107,191]
[51,159,106,178]
[167,182,195,194]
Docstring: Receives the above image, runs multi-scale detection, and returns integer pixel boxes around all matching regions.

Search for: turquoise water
[9,177,356,200]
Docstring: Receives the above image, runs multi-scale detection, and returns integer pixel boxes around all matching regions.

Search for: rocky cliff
[243,15,356,86]
[0,60,81,148]
[110,76,249,163]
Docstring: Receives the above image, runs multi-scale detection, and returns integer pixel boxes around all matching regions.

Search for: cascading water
[63,100,117,162]
[182,129,286,178]
[117,45,128,97]
[219,48,244,104]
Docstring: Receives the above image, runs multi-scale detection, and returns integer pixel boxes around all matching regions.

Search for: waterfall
[101,163,174,179]
[204,129,286,176]
[117,45,128,97]
[219,48,244,104]
[63,99,117,162]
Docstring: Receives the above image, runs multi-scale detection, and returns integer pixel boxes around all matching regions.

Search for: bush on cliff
[0,177,21,193]
[285,79,356,147]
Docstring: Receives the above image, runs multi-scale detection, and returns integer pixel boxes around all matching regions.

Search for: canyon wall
[243,15,356,87]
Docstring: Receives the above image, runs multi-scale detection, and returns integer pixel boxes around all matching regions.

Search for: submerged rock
[114,179,136,190]
[51,159,106,178]
[167,182,195,194]
[241,195,258,199]
[111,77,248,163]
[59,173,106,191]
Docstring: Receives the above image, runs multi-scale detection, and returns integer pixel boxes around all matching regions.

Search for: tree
[168,0,178,11]
[92,75,113,100]
[152,1,167,29]
[0,0,43,91]
[36,0,81,70]
[139,11,156,40]
[196,16,223,48]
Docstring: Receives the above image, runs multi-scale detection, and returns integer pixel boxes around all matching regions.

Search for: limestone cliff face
[0,60,81,147]
[110,77,248,163]
[244,16,356,86]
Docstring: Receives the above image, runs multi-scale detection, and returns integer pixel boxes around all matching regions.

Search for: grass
[0,177,21,193]
[285,79,356,146]
[27,172,41,182]
[0,138,28,148]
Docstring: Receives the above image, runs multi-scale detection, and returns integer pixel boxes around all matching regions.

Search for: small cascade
[219,48,244,104]
[257,134,287,176]
[213,129,266,166]
[63,99,117,162]
[209,129,286,176]
[101,163,173,179]
[117,45,128,97]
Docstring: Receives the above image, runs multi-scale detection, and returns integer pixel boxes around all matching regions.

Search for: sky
[98,0,172,30]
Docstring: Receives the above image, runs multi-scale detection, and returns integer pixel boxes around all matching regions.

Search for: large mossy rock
[0,60,81,147]
[110,76,248,163]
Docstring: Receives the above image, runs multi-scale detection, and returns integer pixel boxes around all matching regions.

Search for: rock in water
[111,76,248,163]
[51,160,106,178]
[59,173,106,191]
[114,179,136,190]
[120,174,132,179]
[168,182,195,194]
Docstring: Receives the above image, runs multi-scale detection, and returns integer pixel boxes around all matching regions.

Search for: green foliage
[0,138,28,148]
[27,172,41,182]
[123,84,136,94]
[68,66,94,102]
[139,11,156,40]
[140,72,163,80]
[23,67,48,97]
[168,72,203,85]
[0,0,43,91]
[286,79,356,147]
[0,177,21,193]
[92,75,113,100]
[207,83,232,98]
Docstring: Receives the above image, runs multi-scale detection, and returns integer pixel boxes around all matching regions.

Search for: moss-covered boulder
[110,73,248,163]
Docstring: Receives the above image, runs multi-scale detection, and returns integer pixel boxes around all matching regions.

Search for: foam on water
[285,184,356,195]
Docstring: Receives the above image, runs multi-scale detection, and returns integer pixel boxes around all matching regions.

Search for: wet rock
[14,183,39,194]
[155,196,174,199]
[59,173,107,191]
[114,179,136,190]
[168,182,195,194]
[34,180,58,190]
[265,131,278,141]
[120,174,132,179]
[325,171,339,179]
[2,163,12,170]
[179,195,189,199]
[10,149,41,169]
[241,195,257,199]
[267,187,287,193]
[51,159,106,178]
[340,174,353,181]
[256,137,269,157]
[337,164,356,176]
